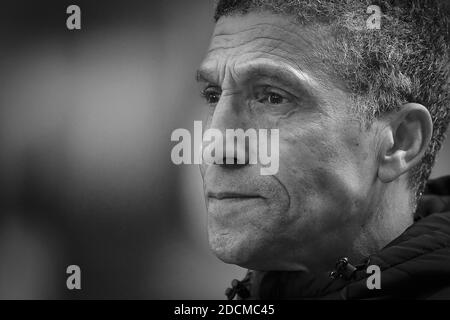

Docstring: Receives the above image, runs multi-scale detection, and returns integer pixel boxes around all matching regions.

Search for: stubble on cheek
[275,118,361,229]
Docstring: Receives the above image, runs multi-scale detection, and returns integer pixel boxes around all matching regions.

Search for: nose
[202,92,253,167]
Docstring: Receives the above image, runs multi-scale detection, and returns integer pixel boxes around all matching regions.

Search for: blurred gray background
[0,0,448,299]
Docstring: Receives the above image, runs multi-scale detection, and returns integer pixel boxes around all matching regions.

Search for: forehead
[210,12,314,51]
[201,12,337,86]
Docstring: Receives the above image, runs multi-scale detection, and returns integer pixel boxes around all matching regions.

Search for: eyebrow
[196,60,321,100]
[196,68,215,84]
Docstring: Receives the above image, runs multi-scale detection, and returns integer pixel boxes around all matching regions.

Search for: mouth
[207,191,264,200]
[206,190,268,219]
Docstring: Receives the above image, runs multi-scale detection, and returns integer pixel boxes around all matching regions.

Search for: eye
[201,86,222,104]
[256,88,290,105]
[266,93,285,104]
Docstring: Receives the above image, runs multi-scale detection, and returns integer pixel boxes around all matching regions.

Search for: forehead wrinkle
[213,23,272,38]
[205,37,316,78]
[213,20,311,41]
[207,36,312,60]
[208,25,331,81]
[209,25,319,58]
[212,19,330,51]
[204,46,318,83]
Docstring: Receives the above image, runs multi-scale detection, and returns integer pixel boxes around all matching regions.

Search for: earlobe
[378,103,433,183]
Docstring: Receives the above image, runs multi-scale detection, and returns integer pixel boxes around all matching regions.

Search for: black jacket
[226,176,450,300]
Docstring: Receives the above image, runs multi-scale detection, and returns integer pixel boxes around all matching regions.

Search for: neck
[357,178,414,257]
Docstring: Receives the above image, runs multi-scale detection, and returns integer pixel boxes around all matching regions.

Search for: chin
[208,231,258,267]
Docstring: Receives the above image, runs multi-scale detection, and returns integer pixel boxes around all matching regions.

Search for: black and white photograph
[1,0,450,309]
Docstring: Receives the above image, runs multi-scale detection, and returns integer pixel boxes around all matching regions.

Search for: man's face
[197,12,381,271]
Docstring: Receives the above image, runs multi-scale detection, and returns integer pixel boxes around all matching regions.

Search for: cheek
[276,124,372,227]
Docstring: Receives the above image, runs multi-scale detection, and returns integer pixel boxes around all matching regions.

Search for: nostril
[221,156,247,168]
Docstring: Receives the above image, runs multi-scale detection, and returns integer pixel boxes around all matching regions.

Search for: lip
[207,191,264,200]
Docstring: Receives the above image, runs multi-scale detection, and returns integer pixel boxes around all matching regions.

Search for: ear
[378,103,433,183]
